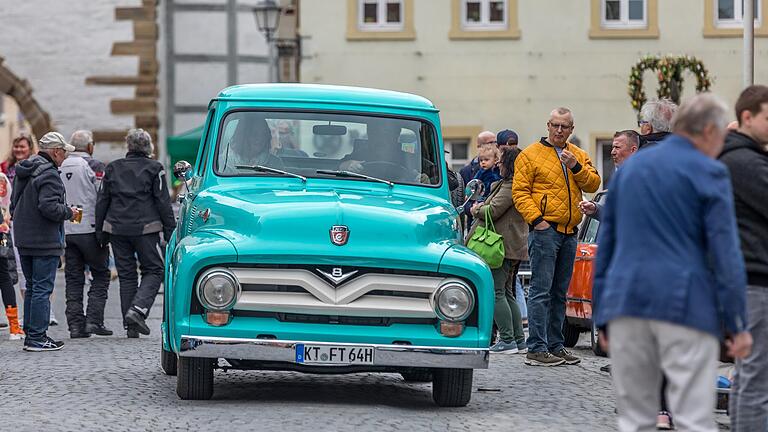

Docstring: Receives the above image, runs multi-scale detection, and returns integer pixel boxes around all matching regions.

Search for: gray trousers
[609,317,719,432]
[730,285,768,432]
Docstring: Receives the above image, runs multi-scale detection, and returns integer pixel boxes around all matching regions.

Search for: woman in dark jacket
[467,148,529,353]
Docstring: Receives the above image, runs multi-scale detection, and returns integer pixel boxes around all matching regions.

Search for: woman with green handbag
[467,148,529,354]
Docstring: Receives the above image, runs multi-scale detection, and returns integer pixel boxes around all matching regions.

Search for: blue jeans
[526,227,577,353]
[20,255,60,341]
[515,276,527,320]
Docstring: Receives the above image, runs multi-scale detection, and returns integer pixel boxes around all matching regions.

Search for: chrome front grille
[228,268,450,319]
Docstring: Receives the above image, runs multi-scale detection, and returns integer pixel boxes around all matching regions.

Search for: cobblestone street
[0,272,729,431]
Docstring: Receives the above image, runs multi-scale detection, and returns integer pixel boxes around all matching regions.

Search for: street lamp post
[253,0,283,83]
[744,0,754,88]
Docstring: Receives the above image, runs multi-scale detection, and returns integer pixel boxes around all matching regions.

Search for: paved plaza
[0,272,730,431]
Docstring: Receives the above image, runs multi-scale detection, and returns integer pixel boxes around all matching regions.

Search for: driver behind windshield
[338,120,402,173]
[222,115,285,173]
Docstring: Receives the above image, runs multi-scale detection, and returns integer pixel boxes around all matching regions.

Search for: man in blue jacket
[593,93,753,432]
[10,132,80,352]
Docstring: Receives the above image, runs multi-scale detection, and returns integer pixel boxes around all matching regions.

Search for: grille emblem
[330,225,350,246]
[317,267,358,285]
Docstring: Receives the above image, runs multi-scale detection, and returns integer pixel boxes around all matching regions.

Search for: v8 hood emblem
[316,267,358,285]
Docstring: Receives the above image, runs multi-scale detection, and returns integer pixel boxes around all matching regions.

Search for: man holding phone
[512,107,601,367]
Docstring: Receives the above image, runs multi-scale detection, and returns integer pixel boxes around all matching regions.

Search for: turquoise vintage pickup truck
[161,84,493,407]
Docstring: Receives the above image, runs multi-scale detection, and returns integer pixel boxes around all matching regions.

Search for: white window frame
[715,0,762,28]
[358,0,404,32]
[461,0,508,31]
[601,0,647,29]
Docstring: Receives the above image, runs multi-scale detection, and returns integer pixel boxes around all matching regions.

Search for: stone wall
[0,0,140,162]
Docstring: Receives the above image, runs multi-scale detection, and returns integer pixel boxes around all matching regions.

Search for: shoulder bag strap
[484,205,497,233]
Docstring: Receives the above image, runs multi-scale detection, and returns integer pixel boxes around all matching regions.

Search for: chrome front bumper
[179,336,489,369]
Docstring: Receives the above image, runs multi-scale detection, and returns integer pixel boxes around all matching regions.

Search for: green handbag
[467,206,505,269]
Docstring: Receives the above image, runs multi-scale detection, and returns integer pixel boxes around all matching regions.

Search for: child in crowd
[473,144,502,201]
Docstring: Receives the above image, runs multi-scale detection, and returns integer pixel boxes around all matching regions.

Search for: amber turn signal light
[439,321,464,337]
[205,311,230,326]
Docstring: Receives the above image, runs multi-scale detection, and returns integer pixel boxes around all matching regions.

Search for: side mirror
[464,179,484,201]
[173,160,193,181]
[173,160,193,202]
[455,179,484,214]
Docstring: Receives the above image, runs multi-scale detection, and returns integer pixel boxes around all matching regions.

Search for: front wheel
[161,342,178,376]
[432,368,473,407]
[591,321,607,357]
[176,356,214,400]
[563,321,581,348]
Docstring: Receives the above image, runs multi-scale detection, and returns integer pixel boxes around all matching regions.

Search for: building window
[347,0,414,40]
[445,139,470,172]
[596,137,615,189]
[589,0,658,38]
[449,0,519,39]
[705,0,768,36]
[716,0,760,28]
[359,0,403,31]
[601,0,646,29]
[462,0,507,30]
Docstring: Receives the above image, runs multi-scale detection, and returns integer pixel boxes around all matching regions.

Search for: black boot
[126,325,140,338]
[125,307,150,335]
[85,323,114,336]
[69,326,91,339]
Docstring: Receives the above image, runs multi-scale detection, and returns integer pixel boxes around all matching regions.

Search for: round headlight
[433,281,474,322]
[197,270,240,310]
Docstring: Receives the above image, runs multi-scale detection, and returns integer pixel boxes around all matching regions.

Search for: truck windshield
[214,111,440,186]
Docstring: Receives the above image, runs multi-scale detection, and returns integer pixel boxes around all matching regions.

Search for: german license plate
[295,344,375,365]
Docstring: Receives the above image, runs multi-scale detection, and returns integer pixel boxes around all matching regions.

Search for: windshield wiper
[316,169,393,187]
[236,165,307,182]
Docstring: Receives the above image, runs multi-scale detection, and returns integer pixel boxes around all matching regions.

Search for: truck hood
[186,185,460,271]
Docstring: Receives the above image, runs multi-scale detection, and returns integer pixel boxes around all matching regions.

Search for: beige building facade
[299,0,768,184]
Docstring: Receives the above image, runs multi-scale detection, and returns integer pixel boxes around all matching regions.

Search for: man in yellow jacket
[513,107,601,367]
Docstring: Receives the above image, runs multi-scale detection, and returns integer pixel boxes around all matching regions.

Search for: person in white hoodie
[59,130,112,338]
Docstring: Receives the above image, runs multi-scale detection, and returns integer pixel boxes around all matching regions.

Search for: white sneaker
[9,333,23,340]
[49,311,59,326]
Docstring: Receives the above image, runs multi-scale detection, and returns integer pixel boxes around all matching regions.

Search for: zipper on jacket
[552,145,573,233]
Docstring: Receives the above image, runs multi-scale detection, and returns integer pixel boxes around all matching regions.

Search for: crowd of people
[457,88,766,432]
[0,85,766,431]
[0,128,175,351]
[459,105,600,368]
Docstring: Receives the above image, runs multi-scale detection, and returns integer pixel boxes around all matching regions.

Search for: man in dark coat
[10,132,79,351]
[95,129,175,338]
[720,85,768,432]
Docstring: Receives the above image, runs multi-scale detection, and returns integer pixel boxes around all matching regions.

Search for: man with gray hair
[638,98,678,149]
[95,129,175,338]
[69,130,106,186]
[60,130,112,338]
[593,93,752,431]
